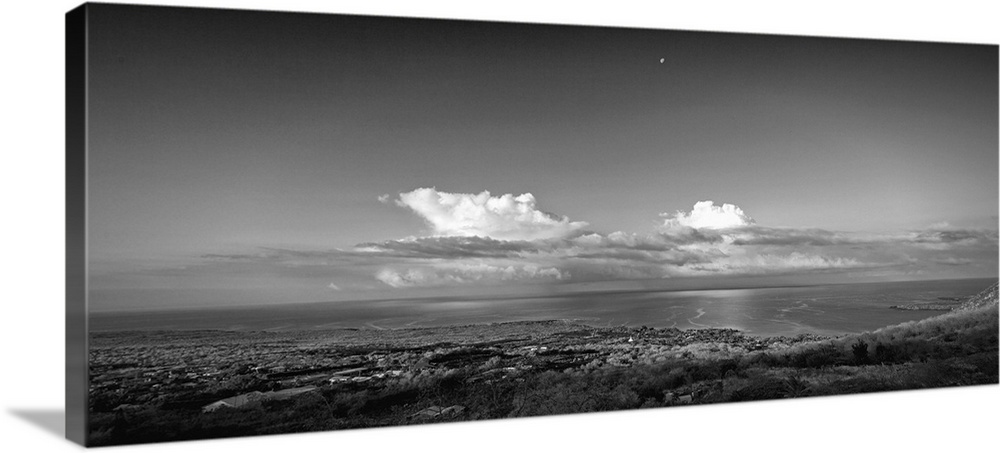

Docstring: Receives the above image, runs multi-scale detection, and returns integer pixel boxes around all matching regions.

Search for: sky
[85,4,998,311]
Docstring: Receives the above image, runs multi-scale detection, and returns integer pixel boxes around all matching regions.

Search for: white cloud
[348,194,996,288]
[393,187,587,240]
[662,200,755,230]
[376,262,566,288]
[377,194,391,204]
[327,283,342,291]
[679,252,864,275]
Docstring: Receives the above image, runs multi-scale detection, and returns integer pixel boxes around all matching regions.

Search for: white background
[1,1,997,452]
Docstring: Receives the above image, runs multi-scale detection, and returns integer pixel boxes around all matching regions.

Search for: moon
[659,58,665,63]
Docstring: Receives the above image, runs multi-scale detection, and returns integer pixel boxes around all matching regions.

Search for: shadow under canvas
[9,409,65,439]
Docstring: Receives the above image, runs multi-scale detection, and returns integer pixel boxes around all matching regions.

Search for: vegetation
[88,286,999,446]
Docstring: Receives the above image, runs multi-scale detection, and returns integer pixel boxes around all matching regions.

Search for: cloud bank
[357,194,995,288]
[176,193,995,293]
[393,188,588,241]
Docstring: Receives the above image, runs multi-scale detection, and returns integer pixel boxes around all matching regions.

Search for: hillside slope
[958,281,999,311]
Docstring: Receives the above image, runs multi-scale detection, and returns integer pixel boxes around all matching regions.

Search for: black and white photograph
[4,1,1000,452]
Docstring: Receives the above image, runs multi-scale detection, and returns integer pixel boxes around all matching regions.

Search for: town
[91,321,815,413]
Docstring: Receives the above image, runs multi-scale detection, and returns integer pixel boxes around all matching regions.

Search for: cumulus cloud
[662,201,755,230]
[393,188,588,241]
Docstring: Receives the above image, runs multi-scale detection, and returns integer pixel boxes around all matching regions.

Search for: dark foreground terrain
[88,284,999,446]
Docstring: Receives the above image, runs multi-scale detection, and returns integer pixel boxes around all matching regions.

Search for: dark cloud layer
[355,236,544,259]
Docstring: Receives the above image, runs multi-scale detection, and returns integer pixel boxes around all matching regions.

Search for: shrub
[727,377,787,402]
[851,340,869,365]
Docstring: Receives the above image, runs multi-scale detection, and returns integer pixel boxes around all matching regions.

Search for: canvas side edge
[65,3,89,447]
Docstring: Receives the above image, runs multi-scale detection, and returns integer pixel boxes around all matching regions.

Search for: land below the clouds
[88,281,999,446]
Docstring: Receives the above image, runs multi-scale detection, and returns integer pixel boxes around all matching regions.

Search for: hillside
[958,281,999,311]
[87,282,1000,446]
[891,280,998,311]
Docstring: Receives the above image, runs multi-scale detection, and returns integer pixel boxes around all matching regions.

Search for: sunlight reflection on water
[92,279,994,337]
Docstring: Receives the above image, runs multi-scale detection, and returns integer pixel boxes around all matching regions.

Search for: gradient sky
[85,5,998,311]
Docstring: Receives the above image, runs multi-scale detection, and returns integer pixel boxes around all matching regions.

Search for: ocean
[90,278,995,337]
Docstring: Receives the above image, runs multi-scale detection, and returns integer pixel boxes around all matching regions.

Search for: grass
[87,300,998,446]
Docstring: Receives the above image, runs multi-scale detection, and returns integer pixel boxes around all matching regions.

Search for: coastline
[89,278,995,336]
[85,282,998,445]
[88,291,997,445]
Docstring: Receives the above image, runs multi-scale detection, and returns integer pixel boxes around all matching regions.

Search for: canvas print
[67,3,998,447]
